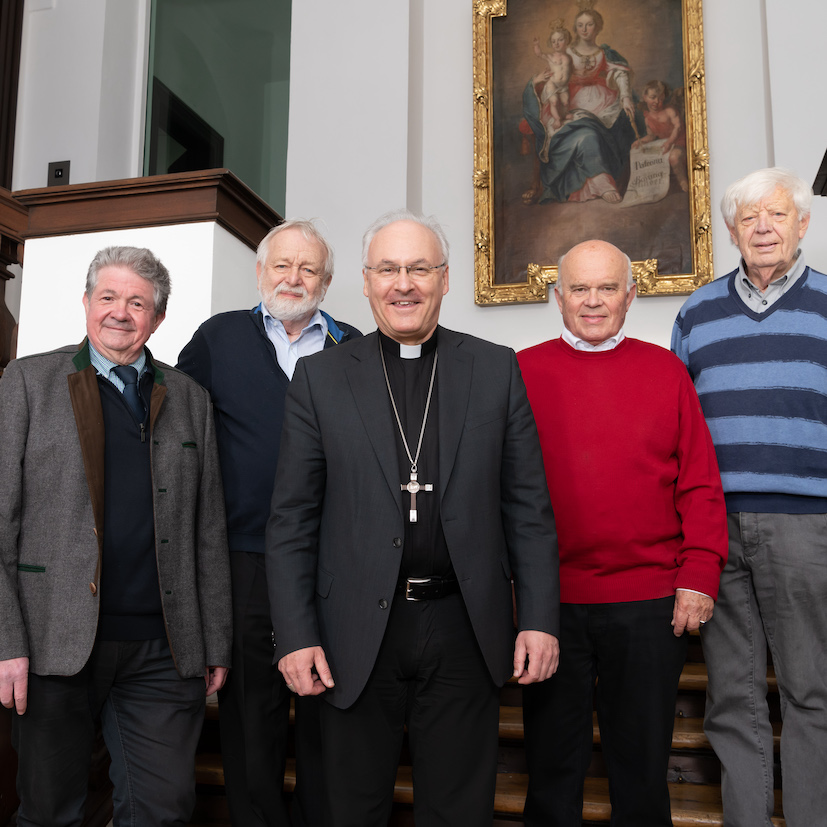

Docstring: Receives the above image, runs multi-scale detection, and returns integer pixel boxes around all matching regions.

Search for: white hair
[361,209,450,266]
[721,167,812,229]
[256,218,334,277]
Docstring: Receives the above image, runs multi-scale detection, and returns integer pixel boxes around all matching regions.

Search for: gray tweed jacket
[0,341,232,678]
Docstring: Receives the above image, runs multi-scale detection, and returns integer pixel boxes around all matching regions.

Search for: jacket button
[378,599,388,609]
[392,537,402,548]
[89,583,97,596]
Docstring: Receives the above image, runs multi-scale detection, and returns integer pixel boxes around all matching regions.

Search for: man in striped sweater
[672,167,827,827]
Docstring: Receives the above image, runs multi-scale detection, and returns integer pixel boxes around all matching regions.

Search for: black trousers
[218,551,323,827]
[13,638,205,827]
[522,597,688,827]
[319,592,500,827]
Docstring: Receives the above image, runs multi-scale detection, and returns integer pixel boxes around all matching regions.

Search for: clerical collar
[561,326,625,352]
[379,329,438,359]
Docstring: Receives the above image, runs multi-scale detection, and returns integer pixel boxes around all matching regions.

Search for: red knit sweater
[518,337,727,603]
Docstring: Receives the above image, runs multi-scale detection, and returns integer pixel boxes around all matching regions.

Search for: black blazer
[266,328,559,709]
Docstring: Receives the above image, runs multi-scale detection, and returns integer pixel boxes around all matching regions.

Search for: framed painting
[473,0,713,304]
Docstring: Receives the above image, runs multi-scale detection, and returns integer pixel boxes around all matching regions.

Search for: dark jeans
[13,638,205,827]
[320,593,499,827]
[218,551,323,827]
[523,597,688,827]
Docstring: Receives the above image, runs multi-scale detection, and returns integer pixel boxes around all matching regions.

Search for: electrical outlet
[47,161,70,187]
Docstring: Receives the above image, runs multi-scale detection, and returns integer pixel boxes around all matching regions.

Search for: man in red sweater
[517,239,727,827]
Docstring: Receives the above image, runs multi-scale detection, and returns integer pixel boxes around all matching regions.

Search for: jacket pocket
[465,409,503,432]
[316,566,333,598]
[18,564,46,573]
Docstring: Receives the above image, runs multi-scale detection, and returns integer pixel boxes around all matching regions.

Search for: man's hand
[513,631,559,685]
[672,590,714,637]
[204,666,229,697]
[0,657,29,715]
[278,646,334,696]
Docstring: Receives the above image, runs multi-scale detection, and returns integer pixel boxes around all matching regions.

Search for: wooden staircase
[190,633,787,826]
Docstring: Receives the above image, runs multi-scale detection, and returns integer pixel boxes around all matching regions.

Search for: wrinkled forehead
[735,186,795,217]
[368,220,442,264]
[266,228,326,264]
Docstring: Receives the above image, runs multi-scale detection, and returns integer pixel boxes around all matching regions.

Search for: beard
[260,283,323,322]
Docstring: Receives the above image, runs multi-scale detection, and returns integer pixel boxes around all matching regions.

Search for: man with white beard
[178,220,361,827]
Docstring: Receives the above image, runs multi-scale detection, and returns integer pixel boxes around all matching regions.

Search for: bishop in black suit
[266,210,560,826]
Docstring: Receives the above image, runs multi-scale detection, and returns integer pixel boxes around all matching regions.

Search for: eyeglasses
[364,263,446,278]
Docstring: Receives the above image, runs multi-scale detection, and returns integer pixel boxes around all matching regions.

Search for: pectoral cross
[401,469,433,523]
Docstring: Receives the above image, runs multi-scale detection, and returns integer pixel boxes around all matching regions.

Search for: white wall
[765,3,827,265]
[13,0,149,190]
[16,223,256,365]
[11,0,827,352]
[287,0,827,352]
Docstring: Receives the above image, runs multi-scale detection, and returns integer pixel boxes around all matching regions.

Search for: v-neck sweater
[672,266,827,513]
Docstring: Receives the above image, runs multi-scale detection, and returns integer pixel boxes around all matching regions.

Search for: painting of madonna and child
[490,0,697,284]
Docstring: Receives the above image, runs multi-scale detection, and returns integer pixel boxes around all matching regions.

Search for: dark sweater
[177,307,361,553]
[97,374,165,640]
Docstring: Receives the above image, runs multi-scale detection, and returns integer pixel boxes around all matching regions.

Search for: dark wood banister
[0,169,282,370]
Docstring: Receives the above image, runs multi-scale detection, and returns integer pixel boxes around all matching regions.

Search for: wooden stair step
[678,662,777,692]
[506,662,778,693]
[195,757,785,825]
[497,708,781,751]
[206,703,782,752]
[578,777,786,826]
[671,715,781,751]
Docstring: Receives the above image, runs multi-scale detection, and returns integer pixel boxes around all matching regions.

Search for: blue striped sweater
[671,266,827,513]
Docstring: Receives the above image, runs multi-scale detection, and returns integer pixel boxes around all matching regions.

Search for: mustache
[270,283,309,299]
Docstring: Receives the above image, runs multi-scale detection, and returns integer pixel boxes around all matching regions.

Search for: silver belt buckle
[405,577,431,602]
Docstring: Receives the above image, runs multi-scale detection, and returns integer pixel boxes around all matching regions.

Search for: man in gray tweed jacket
[0,246,232,826]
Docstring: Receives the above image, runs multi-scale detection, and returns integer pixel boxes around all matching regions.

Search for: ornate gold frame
[473,0,713,305]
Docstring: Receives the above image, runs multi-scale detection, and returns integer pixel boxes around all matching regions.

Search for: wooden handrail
[11,169,282,250]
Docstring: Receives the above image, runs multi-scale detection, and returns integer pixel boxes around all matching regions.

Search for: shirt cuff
[676,587,711,599]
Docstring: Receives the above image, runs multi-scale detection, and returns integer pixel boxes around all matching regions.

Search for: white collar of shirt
[260,303,328,378]
[88,341,147,392]
[260,303,327,337]
[561,326,626,352]
[734,249,806,312]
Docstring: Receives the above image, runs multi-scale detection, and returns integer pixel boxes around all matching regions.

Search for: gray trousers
[702,512,827,827]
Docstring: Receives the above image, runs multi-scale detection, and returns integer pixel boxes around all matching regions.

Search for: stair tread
[195,756,785,825]
[208,702,784,752]
[506,661,778,692]
[499,707,781,750]
[679,661,777,692]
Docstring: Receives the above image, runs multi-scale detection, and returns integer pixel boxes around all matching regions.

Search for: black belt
[396,576,460,602]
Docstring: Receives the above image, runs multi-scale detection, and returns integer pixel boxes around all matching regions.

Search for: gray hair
[256,219,335,278]
[86,246,171,315]
[361,209,450,267]
[721,167,813,228]
[556,246,634,292]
